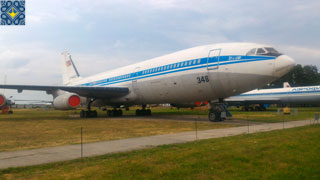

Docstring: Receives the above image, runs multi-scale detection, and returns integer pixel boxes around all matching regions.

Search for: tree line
[265,64,320,88]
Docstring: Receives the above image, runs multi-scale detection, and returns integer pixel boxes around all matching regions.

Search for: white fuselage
[227,86,320,105]
[68,43,295,106]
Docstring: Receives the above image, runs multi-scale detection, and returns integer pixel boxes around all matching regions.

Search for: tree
[265,64,320,88]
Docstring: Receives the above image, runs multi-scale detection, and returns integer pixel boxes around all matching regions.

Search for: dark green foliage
[266,64,320,88]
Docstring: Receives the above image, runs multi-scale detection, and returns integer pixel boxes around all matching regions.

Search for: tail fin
[61,51,81,85]
[283,82,291,88]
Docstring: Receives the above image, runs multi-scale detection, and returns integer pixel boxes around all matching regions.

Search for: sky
[0,0,320,101]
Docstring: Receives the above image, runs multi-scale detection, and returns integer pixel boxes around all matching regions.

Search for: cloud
[1,0,320,100]
[279,45,320,66]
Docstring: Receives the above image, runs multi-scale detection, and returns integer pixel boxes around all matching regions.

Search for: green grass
[0,107,319,152]
[1,124,319,180]
[139,107,320,123]
[0,109,233,152]
[230,107,320,123]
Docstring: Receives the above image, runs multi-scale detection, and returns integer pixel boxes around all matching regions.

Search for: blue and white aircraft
[225,82,320,110]
[0,43,295,120]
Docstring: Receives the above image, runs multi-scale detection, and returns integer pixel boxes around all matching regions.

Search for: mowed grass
[141,106,320,123]
[1,124,319,180]
[0,109,233,152]
[231,107,320,123]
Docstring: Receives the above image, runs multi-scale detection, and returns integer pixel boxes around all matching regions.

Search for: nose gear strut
[208,100,232,122]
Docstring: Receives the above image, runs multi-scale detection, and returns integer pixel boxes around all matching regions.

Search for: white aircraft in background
[225,82,320,111]
[0,43,295,121]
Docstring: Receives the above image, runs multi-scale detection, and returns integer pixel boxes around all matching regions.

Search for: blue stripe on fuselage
[237,90,320,97]
[81,55,275,87]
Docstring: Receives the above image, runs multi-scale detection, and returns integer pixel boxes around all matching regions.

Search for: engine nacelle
[0,94,6,108]
[53,93,81,110]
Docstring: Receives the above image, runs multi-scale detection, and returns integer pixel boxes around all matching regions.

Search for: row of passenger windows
[104,58,202,82]
[142,59,201,75]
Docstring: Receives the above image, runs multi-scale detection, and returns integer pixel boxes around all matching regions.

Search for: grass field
[0,109,233,152]
[230,107,320,123]
[1,124,319,179]
[1,107,319,152]
[150,106,320,123]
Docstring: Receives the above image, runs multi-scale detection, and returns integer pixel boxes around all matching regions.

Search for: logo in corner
[1,0,25,25]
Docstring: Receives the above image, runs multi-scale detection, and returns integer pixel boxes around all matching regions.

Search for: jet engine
[0,94,6,108]
[53,93,81,110]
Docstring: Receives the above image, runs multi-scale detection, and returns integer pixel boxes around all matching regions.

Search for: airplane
[0,43,295,121]
[0,93,14,114]
[225,82,320,111]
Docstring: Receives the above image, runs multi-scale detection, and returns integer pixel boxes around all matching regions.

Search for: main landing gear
[208,100,232,122]
[135,105,151,116]
[80,98,98,118]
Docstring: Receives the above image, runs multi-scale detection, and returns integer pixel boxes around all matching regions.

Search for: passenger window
[197,59,201,64]
[189,61,192,65]
[170,64,173,69]
[174,64,176,68]
[177,63,180,67]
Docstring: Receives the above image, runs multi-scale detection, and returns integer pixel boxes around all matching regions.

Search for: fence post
[81,127,83,159]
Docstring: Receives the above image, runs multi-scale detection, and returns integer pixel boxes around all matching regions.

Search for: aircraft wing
[0,85,129,99]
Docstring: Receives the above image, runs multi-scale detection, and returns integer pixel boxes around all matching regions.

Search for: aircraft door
[132,67,140,90]
[132,67,142,101]
[206,48,225,98]
[207,49,221,70]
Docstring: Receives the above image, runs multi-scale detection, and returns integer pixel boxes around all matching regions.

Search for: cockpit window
[246,48,256,56]
[256,48,266,55]
[246,47,282,57]
[264,47,281,56]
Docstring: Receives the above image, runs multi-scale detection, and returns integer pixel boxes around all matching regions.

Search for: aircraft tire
[146,109,151,116]
[118,110,123,116]
[80,110,86,118]
[8,110,13,114]
[208,111,222,122]
[136,109,140,116]
[92,110,98,117]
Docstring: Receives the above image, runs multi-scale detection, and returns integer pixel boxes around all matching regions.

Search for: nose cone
[274,55,295,77]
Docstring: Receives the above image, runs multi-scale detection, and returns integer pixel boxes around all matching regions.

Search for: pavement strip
[0,119,317,169]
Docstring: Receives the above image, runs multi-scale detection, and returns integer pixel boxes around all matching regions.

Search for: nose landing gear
[208,101,232,122]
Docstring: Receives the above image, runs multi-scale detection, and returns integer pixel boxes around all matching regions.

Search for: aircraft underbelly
[284,94,320,104]
[134,71,217,104]
[126,71,275,105]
